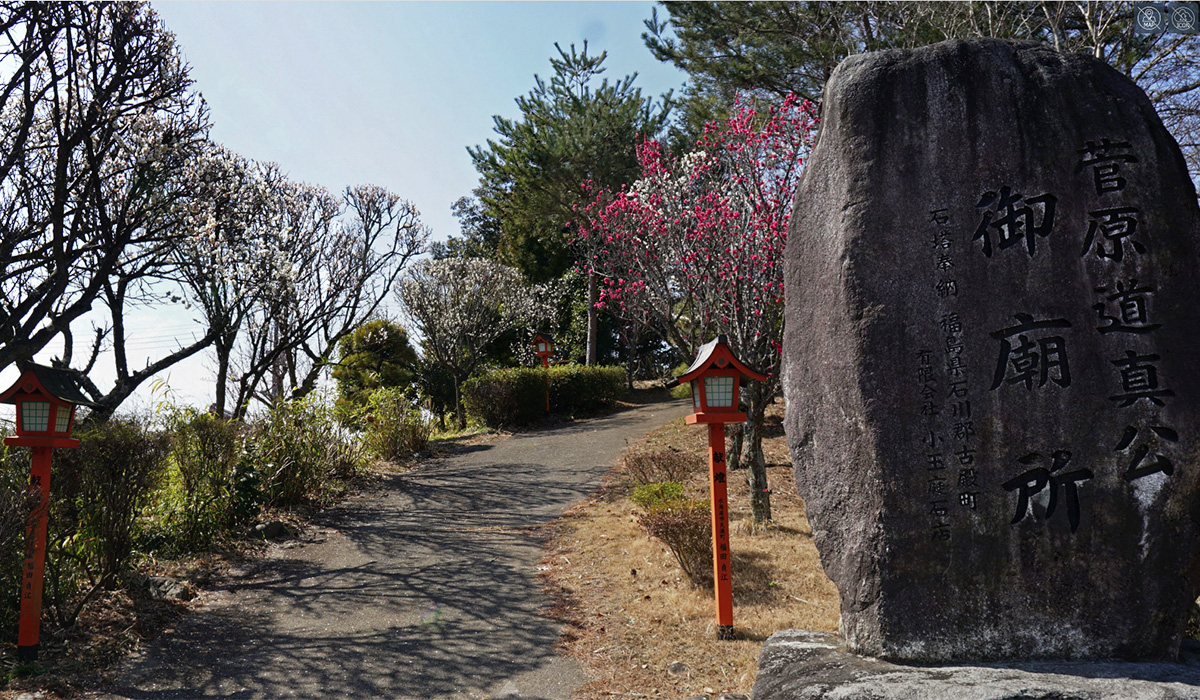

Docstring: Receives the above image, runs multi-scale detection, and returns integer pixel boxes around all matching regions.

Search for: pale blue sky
[154,1,686,244]
[3,1,689,416]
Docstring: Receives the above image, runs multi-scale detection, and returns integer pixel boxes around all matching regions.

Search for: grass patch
[539,400,839,699]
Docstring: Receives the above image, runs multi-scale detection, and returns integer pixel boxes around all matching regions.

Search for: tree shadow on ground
[109,399,692,699]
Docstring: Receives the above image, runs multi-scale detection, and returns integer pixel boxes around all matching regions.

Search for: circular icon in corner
[1170,3,1199,32]
[1136,3,1167,33]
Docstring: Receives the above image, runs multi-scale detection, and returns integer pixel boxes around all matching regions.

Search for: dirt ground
[540,400,840,699]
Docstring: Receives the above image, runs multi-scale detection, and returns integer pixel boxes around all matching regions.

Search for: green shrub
[73,418,169,585]
[622,449,705,486]
[361,387,432,462]
[670,362,692,399]
[158,409,245,551]
[547,364,627,416]
[0,444,33,640]
[463,368,549,428]
[20,417,169,627]
[630,481,684,510]
[636,499,713,588]
[246,395,361,508]
[463,364,628,429]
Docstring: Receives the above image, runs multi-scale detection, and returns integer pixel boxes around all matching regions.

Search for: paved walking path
[110,396,690,699]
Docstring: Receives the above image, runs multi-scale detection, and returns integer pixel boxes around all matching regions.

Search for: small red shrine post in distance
[675,335,767,640]
[531,333,555,412]
[0,363,95,663]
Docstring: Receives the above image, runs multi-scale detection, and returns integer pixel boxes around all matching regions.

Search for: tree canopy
[468,42,674,281]
[644,1,1200,174]
[332,319,418,419]
[398,257,558,428]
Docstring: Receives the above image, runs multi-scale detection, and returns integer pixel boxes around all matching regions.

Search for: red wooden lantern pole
[18,446,52,660]
[706,421,733,636]
[676,335,766,640]
[531,334,555,413]
[1,364,93,663]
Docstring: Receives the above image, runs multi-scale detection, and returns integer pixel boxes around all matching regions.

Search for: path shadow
[109,397,692,699]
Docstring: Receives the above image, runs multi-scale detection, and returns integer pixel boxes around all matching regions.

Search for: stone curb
[752,630,1200,700]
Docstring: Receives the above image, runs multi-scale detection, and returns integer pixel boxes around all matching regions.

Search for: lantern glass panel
[21,401,50,432]
[538,342,546,352]
[704,376,735,408]
[691,380,700,409]
[55,405,72,434]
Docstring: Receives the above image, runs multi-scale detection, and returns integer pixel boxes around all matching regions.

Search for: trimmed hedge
[463,364,628,428]
[547,364,627,416]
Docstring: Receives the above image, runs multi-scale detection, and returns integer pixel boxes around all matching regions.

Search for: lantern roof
[0,363,97,407]
[676,335,768,385]
[530,333,554,346]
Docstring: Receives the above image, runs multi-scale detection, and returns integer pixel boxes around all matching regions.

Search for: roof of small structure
[676,335,768,384]
[530,333,554,345]
[0,363,98,407]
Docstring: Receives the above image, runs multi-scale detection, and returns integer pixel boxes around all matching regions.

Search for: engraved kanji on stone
[1109,350,1175,407]
[1081,206,1146,262]
[1094,280,1161,335]
[973,186,1057,258]
[1002,450,1093,533]
[1077,138,1137,194]
[929,475,949,496]
[989,313,1072,390]
[1114,424,1178,481]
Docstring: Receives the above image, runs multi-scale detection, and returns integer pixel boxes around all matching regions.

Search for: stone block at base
[752,630,1200,700]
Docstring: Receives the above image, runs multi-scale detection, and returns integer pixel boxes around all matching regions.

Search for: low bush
[636,499,713,588]
[0,444,33,640]
[463,368,546,428]
[622,449,705,486]
[464,364,628,428]
[73,418,170,585]
[361,387,432,462]
[547,364,627,416]
[630,481,684,510]
[156,409,246,552]
[670,362,692,399]
[247,395,362,508]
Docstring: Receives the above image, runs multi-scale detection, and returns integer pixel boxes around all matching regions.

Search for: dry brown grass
[539,400,840,699]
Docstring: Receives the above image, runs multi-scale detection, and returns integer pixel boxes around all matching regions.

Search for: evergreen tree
[468,42,672,363]
[645,1,1200,176]
[332,319,417,419]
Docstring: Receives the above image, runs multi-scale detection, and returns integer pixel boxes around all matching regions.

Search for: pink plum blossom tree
[579,93,818,521]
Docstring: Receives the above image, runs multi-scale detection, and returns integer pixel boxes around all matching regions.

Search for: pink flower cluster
[576,93,819,370]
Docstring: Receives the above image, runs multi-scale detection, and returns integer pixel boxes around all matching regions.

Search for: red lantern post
[531,333,555,412]
[676,335,766,640]
[0,364,93,663]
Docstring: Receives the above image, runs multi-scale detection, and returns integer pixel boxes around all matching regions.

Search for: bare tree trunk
[453,374,466,429]
[740,382,772,522]
[726,423,745,470]
[743,415,771,522]
[623,323,639,390]
[214,339,232,416]
[586,271,599,366]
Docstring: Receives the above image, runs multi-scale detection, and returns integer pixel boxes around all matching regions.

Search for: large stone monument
[783,38,1200,662]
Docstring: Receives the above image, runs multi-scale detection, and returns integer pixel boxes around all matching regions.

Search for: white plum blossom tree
[0,2,211,418]
[398,257,556,428]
